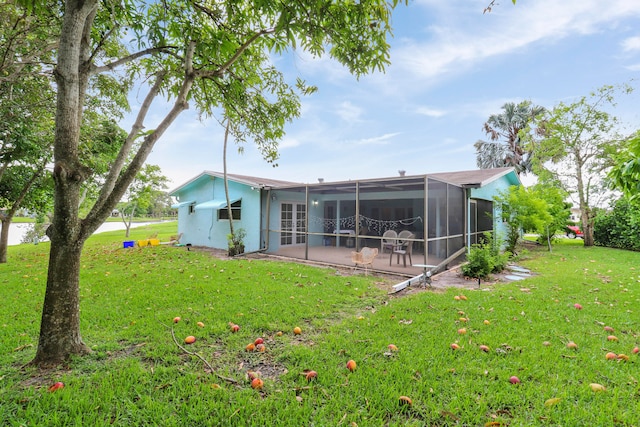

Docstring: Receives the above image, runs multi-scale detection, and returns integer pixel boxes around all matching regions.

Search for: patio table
[412,264,437,287]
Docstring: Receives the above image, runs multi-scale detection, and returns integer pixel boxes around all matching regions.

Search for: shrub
[227,228,246,256]
[461,232,511,279]
[594,198,640,251]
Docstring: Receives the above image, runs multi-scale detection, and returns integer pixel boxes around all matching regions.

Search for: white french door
[280,203,306,246]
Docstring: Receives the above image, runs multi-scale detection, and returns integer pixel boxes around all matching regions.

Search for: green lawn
[1,225,639,426]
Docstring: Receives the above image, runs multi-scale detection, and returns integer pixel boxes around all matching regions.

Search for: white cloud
[352,132,401,145]
[416,106,447,117]
[336,101,364,122]
[279,136,301,149]
[622,35,640,52]
[626,63,640,71]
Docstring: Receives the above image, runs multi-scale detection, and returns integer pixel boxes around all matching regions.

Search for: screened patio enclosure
[263,170,503,276]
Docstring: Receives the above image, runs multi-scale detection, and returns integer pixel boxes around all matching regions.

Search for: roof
[428,167,520,188]
[169,171,300,195]
[170,167,520,196]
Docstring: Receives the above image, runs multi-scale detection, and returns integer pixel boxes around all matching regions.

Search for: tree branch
[86,70,167,222]
[90,46,178,75]
[197,28,275,79]
[4,159,49,219]
[84,42,198,235]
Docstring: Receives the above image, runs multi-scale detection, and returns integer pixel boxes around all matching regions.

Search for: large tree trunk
[582,207,595,247]
[33,239,90,365]
[0,218,10,263]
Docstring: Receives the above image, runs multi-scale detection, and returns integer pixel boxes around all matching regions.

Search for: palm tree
[474,101,546,175]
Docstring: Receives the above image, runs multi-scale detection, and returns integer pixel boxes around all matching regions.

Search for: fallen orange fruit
[305,370,318,382]
[398,395,412,406]
[48,382,64,392]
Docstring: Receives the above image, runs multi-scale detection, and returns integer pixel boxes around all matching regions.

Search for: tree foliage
[0,73,56,263]
[529,182,571,249]
[474,101,545,175]
[25,0,407,366]
[0,1,60,82]
[608,130,640,204]
[494,185,553,253]
[593,197,640,251]
[531,84,633,247]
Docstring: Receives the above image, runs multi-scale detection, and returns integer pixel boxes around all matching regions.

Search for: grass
[1,225,639,426]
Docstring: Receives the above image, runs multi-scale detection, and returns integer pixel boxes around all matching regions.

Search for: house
[169,168,520,274]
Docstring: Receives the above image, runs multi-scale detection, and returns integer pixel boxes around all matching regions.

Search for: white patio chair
[380,230,397,253]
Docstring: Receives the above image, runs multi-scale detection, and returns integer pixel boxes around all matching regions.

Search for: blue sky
[132,0,640,190]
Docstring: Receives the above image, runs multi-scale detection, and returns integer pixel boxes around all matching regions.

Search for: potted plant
[227,228,246,256]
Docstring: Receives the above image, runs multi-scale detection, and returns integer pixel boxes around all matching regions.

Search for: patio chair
[380,230,397,254]
[390,232,414,267]
[351,247,378,275]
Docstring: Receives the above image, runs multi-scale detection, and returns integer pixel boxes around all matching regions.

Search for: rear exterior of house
[170,168,520,273]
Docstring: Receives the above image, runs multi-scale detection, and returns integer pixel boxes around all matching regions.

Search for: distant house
[169,168,520,274]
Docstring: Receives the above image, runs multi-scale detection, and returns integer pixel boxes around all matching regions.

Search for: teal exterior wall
[469,172,520,245]
[172,174,262,252]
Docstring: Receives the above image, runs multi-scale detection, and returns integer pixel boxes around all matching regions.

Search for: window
[218,200,242,220]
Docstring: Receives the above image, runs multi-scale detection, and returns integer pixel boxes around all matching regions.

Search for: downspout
[466,188,471,253]
[304,185,309,260]
[209,176,215,244]
[265,189,272,251]
[355,182,360,249]
[423,176,428,264]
